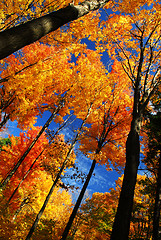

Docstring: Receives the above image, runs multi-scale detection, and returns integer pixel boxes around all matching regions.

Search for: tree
[0,42,73,129]
[94,2,161,239]
[0,172,73,239]
[25,104,92,240]
[0,102,63,190]
[0,127,49,214]
[0,129,75,239]
[61,66,132,239]
[0,0,111,60]
[0,0,154,60]
[0,46,109,190]
[76,191,117,239]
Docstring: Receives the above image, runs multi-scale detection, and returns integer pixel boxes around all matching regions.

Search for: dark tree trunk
[0,0,110,60]
[111,124,140,240]
[25,151,73,240]
[25,164,65,240]
[61,159,96,240]
[152,150,161,240]
[110,44,144,238]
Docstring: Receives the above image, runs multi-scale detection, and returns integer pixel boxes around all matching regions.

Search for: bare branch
[142,45,153,97]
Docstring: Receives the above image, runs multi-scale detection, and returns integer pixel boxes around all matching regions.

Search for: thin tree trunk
[0,104,62,190]
[0,0,110,60]
[61,159,96,240]
[25,163,66,240]
[25,106,92,240]
[61,104,123,239]
[152,149,161,240]
[7,150,44,205]
[12,197,29,222]
[110,126,140,240]
[6,117,69,204]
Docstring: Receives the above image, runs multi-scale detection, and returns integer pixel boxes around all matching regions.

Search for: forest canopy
[0,0,160,239]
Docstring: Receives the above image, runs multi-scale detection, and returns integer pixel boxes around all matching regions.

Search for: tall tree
[0,129,75,240]
[0,171,73,240]
[0,101,64,190]
[94,1,161,239]
[25,104,92,240]
[0,42,74,129]
[0,47,108,188]
[61,67,132,239]
[109,12,160,240]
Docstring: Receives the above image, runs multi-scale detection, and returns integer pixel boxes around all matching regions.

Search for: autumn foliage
[0,0,160,239]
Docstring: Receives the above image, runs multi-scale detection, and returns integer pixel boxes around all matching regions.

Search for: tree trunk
[12,197,29,222]
[152,149,161,240]
[0,0,110,60]
[25,139,80,240]
[0,114,10,129]
[6,150,44,205]
[61,159,96,240]
[25,108,91,240]
[25,165,65,240]
[111,126,140,240]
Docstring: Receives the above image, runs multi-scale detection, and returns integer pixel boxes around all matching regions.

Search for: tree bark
[110,121,140,240]
[152,149,161,240]
[0,0,110,60]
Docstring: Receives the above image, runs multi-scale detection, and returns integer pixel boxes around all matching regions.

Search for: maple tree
[0,45,110,191]
[0,0,155,60]
[92,1,161,239]
[0,127,48,200]
[0,42,72,129]
[0,36,114,237]
[61,65,132,239]
[0,172,73,239]
[0,1,160,239]
[0,102,63,189]
[0,127,74,203]
[25,67,112,238]
[25,108,90,240]
[0,128,76,239]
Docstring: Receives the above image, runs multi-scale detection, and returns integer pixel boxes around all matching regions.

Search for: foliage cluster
[0,0,160,239]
